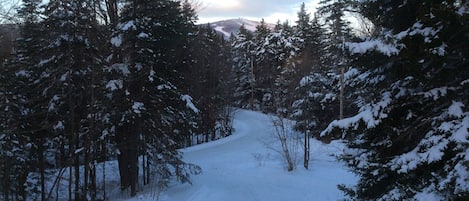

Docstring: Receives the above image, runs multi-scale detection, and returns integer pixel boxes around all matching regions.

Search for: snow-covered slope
[117,109,357,201]
[205,18,274,38]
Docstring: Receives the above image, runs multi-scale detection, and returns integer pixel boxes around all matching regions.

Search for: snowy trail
[165,110,356,201]
[121,109,357,201]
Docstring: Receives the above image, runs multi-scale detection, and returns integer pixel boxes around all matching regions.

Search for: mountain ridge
[200,18,275,38]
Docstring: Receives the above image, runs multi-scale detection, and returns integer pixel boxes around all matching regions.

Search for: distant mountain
[202,18,275,39]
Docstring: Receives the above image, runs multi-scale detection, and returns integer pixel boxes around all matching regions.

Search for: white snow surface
[114,109,357,201]
[345,40,400,56]
[181,95,199,113]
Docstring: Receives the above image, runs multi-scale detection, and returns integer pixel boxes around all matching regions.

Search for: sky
[195,0,320,24]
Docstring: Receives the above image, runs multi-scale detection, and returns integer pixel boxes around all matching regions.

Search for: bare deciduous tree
[270,116,299,171]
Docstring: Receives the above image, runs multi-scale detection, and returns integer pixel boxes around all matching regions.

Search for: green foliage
[328,0,469,200]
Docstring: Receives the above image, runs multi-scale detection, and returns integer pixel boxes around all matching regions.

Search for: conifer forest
[0,0,468,200]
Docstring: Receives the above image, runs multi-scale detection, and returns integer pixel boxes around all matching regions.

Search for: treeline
[0,0,233,200]
[231,1,356,134]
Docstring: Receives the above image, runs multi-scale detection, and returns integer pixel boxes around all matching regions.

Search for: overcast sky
[196,0,320,24]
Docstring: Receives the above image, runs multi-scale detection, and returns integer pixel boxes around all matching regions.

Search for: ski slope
[120,109,357,201]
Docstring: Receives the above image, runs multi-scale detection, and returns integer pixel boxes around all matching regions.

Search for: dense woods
[0,0,467,200]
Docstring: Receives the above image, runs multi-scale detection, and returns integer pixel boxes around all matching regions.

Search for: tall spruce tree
[317,0,353,69]
[321,0,469,200]
[0,0,43,200]
[186,24,234,144]
[35,1,102,200]
[107,0,200,196]
[292,11,338,142]
[231,24,256,109]
[293,3,316,76]
[255,22,301,115]
[2,0,104,200]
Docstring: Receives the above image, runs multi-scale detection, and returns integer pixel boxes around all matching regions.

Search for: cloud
[197,0,320,23]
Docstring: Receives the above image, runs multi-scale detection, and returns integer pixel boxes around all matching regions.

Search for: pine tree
[8,0,104,200]
[317,0,353,61]
[186,24,234,144]
[231,24,257,109]
[107,0,200,196]
[293,3,316,76]
[0,1,44,200]
[321,1,469,200]
[254,19,271,42]
[292,10,336,141]
[0,57,35,201]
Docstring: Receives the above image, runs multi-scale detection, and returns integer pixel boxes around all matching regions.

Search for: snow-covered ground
[113,109,357,201]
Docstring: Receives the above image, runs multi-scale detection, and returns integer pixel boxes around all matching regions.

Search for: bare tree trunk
[250,58,255,110]
[142,135,147,185]
[272,117,295,171]
[129,127,139,197]
[84,135,89,199]
[303,129,310,169]
[116,125,139,197]
[102,140,106,200]
[38,136,46,201]
[116,127,130,190]
[339,66,344,120]
[74,123,80,201]
[68,157,72,201]
[105,0,118,26]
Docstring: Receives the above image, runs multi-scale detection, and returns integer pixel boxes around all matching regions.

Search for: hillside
[203,18,275,38]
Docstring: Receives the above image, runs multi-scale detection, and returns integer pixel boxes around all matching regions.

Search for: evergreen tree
[255,23,301,114]
[0,1,44,200]
[292,10,336,142]
[317,0,353,71]
[186,24,234,144]
[321,1,469,200]
[254,18,271,43]
[0,54,35,201]
[38,1,102,199]
[5,0,105,200]
[231,24,257,109]
[107,0,200,196]
[294,2,316,76]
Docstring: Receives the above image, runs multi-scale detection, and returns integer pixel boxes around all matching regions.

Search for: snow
[53,121,64,130]
[137,32,149,39]
[421,87,448,100]
[448,101,464,118]
[413,190,443,201]
[15,70,30,77]
[114,109,357,201]
[48,95,60,112]
[38,56,55,66]
[111,35,123,47]
[461,79,469,85]
[181,95,199,113]
[120,20,136,31]
[454,163,469,194]
[35,110,357,201]
[457,4,469,15]
[213,26,231,38]
[237,18,259,32]
[321,92,392,137]
[108,63,131,76]
[451,116,469,142]
[132,101,145,114]
[345,40,401,56]
[106,79,123,91]
[432,42,447,56]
